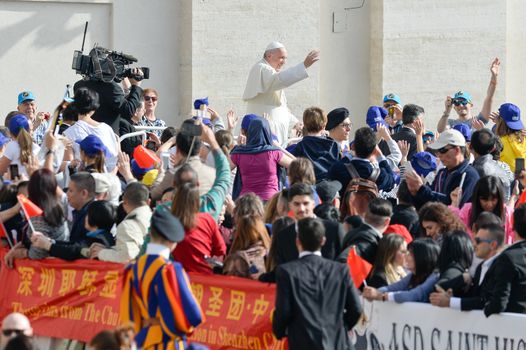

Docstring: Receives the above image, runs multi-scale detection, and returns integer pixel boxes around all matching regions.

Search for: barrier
[2,257,525,349]
[354,300,526,350]
[0,258,286,349]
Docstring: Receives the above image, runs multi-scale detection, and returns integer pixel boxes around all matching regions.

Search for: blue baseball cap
[193,97,209,110]
[366,106,388,131]
[410,152,437,178]
[499,103,523,130]
[18,91,36,105]
[77,135,108,157]
[453,91,472,103]
[452,123,472,142]
[8,114,30,136]
[241,114,260,131]
[383,93,401,105]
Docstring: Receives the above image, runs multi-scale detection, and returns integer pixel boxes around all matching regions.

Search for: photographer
[74,67,144,134]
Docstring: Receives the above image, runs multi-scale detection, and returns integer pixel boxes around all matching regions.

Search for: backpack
[340,162,380,218]
[223,242,267,280]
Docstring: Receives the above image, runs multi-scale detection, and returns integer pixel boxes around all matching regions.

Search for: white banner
[354,300,526,350]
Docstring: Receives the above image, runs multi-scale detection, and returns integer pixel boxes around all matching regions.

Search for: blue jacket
[328,157,396,194]
[292,136,341,182]
[413,160,479,209]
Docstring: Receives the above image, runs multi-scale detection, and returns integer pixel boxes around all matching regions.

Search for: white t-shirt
[64,120,119,171]
[3,140,41,178]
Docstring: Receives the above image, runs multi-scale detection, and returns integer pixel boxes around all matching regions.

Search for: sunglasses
[474,237,495,245]
[2,329,25,337]
[437,146,455,154]
[144,96,158,102]
[452,99,469,106]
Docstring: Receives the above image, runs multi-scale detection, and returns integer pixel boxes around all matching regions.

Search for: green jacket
[139,149,231,255]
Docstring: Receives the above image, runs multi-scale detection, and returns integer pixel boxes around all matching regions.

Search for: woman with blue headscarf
[230,117,294,201]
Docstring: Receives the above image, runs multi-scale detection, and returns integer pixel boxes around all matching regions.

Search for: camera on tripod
[72,46,150,83]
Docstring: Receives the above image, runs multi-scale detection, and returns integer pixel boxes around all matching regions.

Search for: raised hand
[472,119,485,131]
[376,124,391,141]
[445,96,453,113]
[488,111,499,124]
[450,187,462,208]
[226,110,238,131]
[413,118,425,136]
[304,50,320,68]
[397,140,409,160]
[490,57,500,78]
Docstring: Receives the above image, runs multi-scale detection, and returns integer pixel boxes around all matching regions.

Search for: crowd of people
[1,46,526,350]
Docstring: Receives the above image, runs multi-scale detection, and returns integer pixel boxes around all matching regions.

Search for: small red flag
[347,246,373,288]
[17,194,43,218]
[0,221,7,238]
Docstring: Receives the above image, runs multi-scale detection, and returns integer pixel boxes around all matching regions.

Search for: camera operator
[73,67,144,134]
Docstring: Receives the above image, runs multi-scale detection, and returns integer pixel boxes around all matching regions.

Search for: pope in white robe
[242,42,319,146]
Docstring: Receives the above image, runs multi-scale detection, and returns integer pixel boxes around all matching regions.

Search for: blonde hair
[143,88,159,97]
[81,150,106,173]
[17,128,33,164]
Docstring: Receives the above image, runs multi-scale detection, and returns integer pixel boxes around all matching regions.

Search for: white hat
[428,129,466,149]
[265,41,285,51]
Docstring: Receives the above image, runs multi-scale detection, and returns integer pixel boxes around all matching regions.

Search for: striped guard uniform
[121,252,204,349]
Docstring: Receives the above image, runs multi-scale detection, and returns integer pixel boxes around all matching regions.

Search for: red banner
[187,274,286,350]
[0,258,286,349]
[0,258,125,342]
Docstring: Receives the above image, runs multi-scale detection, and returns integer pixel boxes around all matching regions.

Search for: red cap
[383,224,413,244]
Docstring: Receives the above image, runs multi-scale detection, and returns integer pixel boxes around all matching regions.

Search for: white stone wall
[378,0,507,130]
[0,0,181,127]
[1,0,525,133]
[320,0,371,128]
[189,0,320,124]
[0,0,111,119]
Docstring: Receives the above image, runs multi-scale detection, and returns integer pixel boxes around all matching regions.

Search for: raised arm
[479,58,500,122]
[437,96,453,133]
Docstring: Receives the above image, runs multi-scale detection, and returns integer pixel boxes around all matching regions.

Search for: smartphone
[515,158,525,177]
[145,140,157,151]
[9,164,19,180]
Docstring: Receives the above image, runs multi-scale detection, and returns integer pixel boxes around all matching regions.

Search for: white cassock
[242,59,309,146]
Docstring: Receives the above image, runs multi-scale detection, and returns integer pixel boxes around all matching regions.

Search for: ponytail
[17,128,33,164]
[93,151,105,173]
[81,150,106,173]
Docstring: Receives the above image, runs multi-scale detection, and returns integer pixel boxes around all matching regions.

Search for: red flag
[0,221,7,238]
[347,246,372,288]
[17,194,43,218]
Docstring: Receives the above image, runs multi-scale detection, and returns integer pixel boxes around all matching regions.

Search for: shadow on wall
[0,8,87,60]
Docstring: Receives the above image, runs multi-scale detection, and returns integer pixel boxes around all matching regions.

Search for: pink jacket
[449,203,514,245]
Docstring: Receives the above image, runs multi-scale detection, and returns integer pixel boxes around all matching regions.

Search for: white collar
[482,252,500,268]
[145,243,171,259]
[299,250,322,258]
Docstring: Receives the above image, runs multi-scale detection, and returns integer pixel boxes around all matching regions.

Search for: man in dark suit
[484,204,526,316]
[273,217,362,350]
[391,104,424,161]
[274,183,345,266]
[429,223,504,310]
[337,198,392,264]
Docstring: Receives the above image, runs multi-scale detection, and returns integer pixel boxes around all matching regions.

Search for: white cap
[265,41,285,51]
[428,129,466,149]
